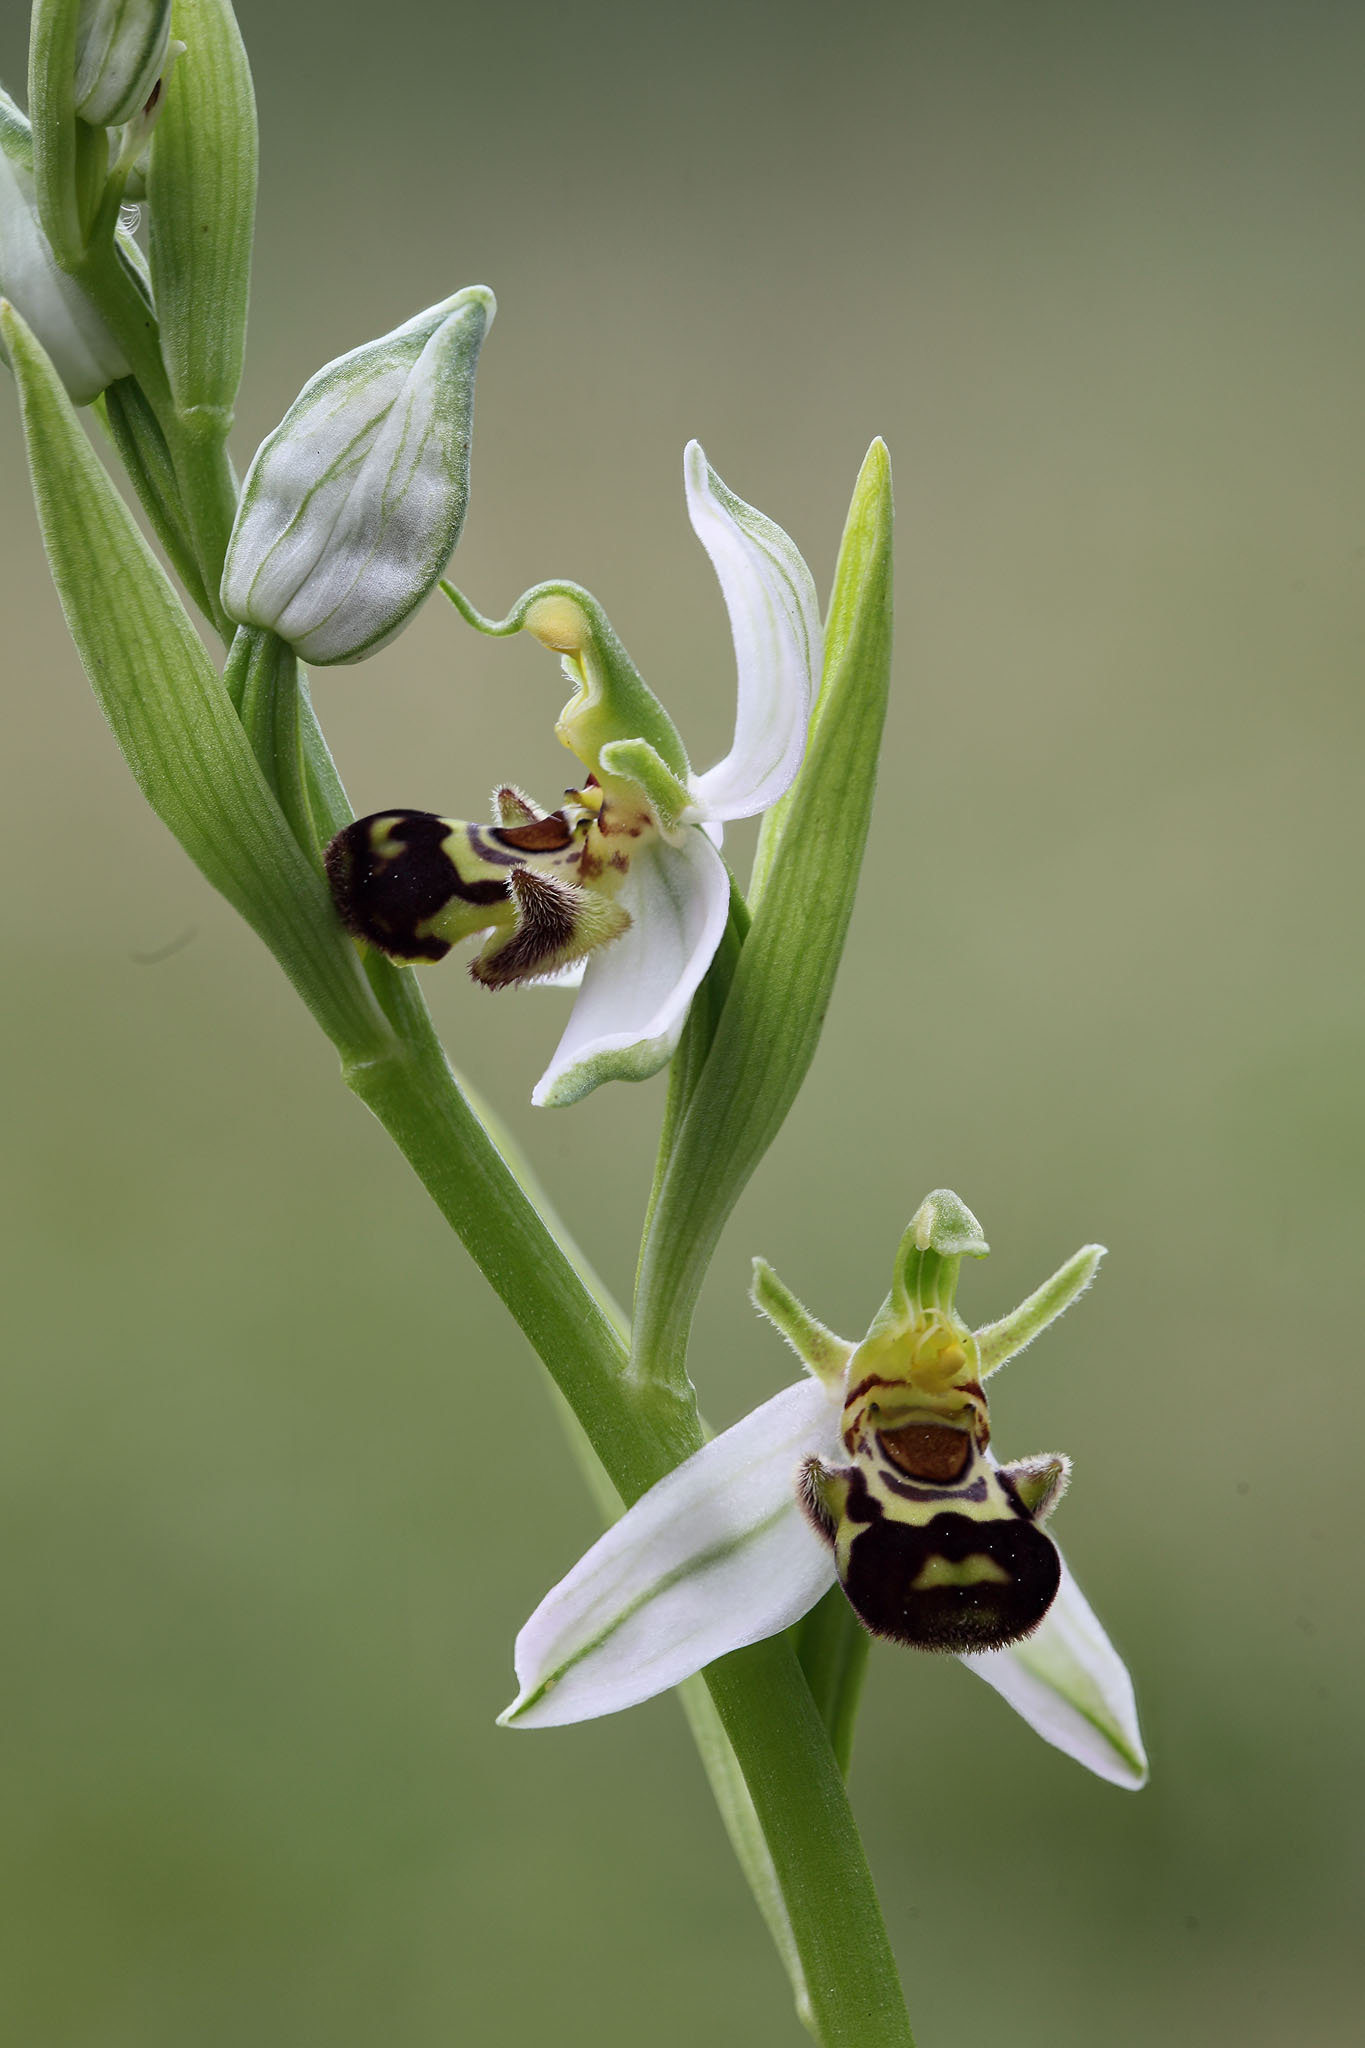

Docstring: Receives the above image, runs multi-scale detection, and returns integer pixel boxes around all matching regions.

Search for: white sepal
[959,1557,1148,1788]
[0,103,129,405]
[74,0,173,127]
[683,441,821,822]
[532,827,730,1107]
[221,286,494,664]
[529,957,587,990]
[501,1377,841,1728]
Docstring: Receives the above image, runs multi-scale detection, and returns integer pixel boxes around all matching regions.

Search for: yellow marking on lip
[909,1553,1010,1592]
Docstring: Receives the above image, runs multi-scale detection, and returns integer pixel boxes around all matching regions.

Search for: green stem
[703,1640,911,2047]
[794,1587,872,1778]
[168,413,239,636]
[96,379,216,621]
[230,627,315,856]
[341,994,679,1490]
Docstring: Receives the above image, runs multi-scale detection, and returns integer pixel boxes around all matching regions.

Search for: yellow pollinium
[524,593,590,657]
[907,1323,971,1395]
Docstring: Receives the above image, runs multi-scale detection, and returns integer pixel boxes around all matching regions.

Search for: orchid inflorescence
[1,6,1145,2042]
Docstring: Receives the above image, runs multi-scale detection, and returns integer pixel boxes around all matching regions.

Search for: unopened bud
[74,0,174,128]
[221,286,494,665]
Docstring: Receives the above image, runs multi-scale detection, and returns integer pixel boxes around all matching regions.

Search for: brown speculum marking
[494,812,574,853]
[878,1422,972,1484]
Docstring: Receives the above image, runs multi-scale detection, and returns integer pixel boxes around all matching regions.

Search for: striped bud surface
[74,0,174,127]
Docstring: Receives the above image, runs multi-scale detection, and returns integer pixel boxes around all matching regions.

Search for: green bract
[2,297,387,1057]
[221,285,494,664]
[146,0,256,422]
[631,440,894,1395]
[73,0,172,126]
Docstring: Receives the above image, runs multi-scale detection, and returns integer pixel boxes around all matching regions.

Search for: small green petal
[597,736,691,828]
[975,1244,1106,1377]
[750,1257,854,1387]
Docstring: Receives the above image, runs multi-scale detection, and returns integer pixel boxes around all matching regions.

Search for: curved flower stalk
[501,1190,1148,1790]
[326,441,822,1106]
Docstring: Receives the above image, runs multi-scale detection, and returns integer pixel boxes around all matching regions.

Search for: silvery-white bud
[0,90,128,405]
[221,286,494,665]
[74,0,174,129]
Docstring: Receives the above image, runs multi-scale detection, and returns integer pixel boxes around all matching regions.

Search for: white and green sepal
[680,439,821,820]
[221,285,494,663]
[961,1562,1146,1789]
[502,1193,1146,1788]
[500,1376,841,1728]
[0,87,129,404]
[522,446,821,1106]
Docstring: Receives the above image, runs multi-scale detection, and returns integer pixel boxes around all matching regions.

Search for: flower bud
[0,88,128,404]
[106,38,181,182]
[73,0,174,128]
[221,286,494,665]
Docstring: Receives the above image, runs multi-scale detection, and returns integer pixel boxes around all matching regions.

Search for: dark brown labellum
[841,1509,1061,1652]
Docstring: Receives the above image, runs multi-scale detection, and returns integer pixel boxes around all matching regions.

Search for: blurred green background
[2,2,1362,2042]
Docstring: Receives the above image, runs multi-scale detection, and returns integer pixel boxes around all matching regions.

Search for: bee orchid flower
[325,441,821,1105]
[499,1191,1148,1790]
